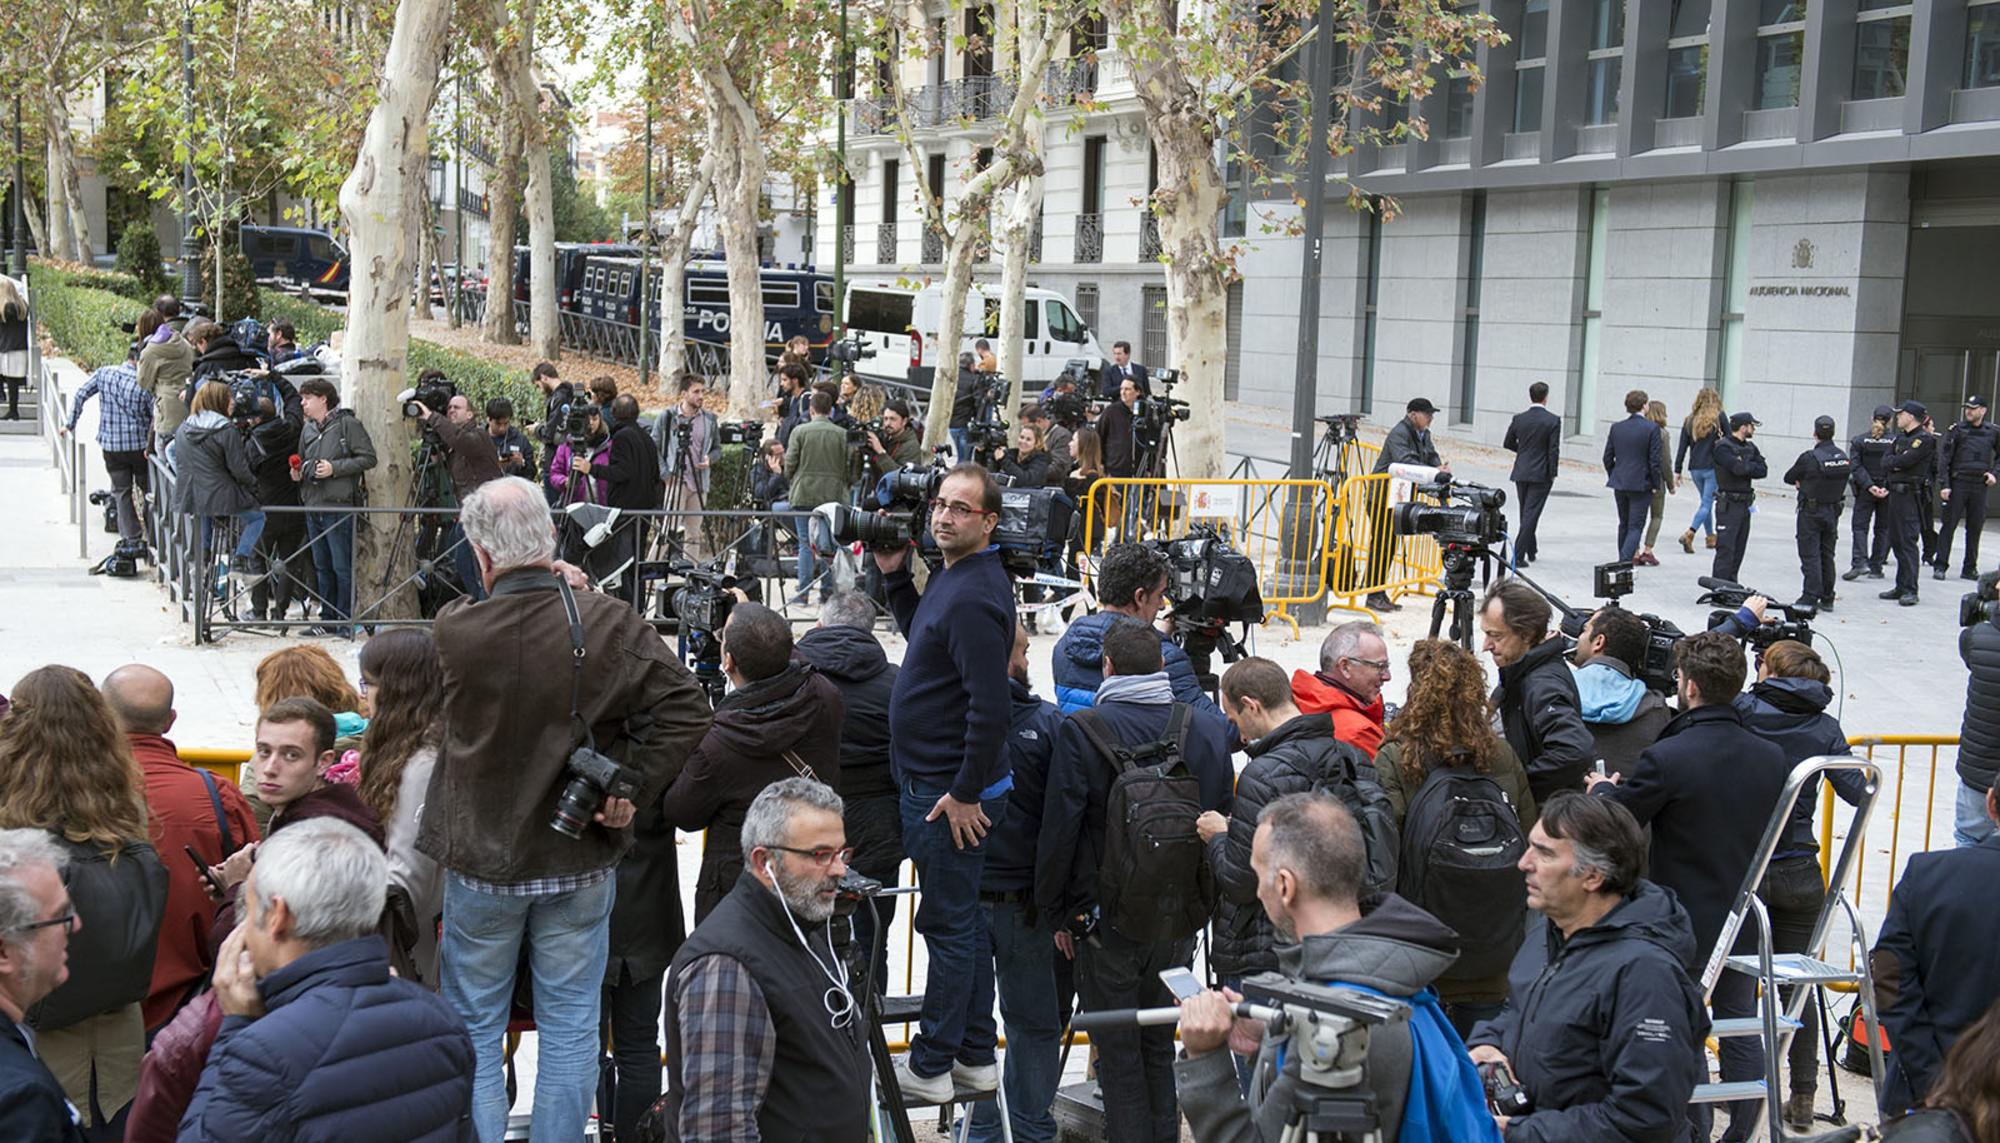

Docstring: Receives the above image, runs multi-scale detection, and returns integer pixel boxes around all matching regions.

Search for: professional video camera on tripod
[646,551,764,708]
[813,456,1076,594]
[1143,523,1266,692]
[1389,472,1508,649]
[1516,561,1688,695]
[1132,368,1193,480]
[1698,575,1818,652]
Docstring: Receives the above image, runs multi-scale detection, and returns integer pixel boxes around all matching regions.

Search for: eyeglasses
[1345,657,1392,673]
[932,500,993,521]
[768,845,855,868]
[21,910,76,936]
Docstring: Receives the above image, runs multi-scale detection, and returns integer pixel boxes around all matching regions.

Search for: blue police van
[572,254,835,361]
[240,226,349,295]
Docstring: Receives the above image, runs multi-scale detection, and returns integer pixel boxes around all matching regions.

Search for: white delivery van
[843,281,1104,391]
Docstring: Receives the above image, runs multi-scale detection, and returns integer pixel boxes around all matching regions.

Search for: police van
[240,226,348,296]
[842,280,1103,390]
[506,242,642,312]
[572,254,835,359]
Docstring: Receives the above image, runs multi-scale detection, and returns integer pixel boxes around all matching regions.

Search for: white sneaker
[892,1057,954,1105]
[950,1060,999,1093]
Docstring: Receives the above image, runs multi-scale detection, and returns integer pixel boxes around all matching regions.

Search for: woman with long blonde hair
[0,665,166,1129]
[0,274,27,420]
[1638,399,1678,565]
[1677,387,1726,553]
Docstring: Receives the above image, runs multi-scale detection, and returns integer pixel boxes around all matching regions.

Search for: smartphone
[1594,758,1608,778]
[1159,966,1204,1002]
[184,845,227,897]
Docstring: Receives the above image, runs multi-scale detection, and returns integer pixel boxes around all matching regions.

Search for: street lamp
[11,94,25,276]
[178,9,202,304]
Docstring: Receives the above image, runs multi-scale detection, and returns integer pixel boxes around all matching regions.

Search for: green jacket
[786,417,852,509]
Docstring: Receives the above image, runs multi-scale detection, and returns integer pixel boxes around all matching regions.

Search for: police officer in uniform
[1785,415,1852,611]
[1935,394,2000,581]
[1879,400,1937,606]
[1843,404,1896,582]
[1711,411,1768,583]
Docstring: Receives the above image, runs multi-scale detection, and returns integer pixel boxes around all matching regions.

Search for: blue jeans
[306,511,356,620]
[446,522,487,601]
[201,512,266,560]
[967,899,1060,1143]
[951,427,972,463]
[1955,779,1997,848]
[796,512,832,599]
[441,873,615,1143]
[899,780,1008,1077]
[1688,467,1718,536]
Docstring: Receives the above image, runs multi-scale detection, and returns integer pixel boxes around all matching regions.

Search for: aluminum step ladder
[1687,755,1888,1140]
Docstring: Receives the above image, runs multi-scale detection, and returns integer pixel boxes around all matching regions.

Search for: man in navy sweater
[874,463,1018,1105]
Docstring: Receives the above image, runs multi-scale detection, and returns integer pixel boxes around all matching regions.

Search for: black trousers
[103,449,149,543]
[1850,494,1889,572]
[1713,495,1754,583]
[1888,488,1924,595]
[1,376,21,419]
[1760,856,1829,1097]
[1077,928,1194,1143]
[1514,480,1551,561]
[1920,485,1940,563]
[599,964,665,1143]
[1937,477,1991,573]
[843,791,904,996]
[1615,490,1650,562]
[1796,505,1839,604]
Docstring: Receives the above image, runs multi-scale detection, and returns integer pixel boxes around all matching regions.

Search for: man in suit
[1873,783,2000,1116]
[1605,389,1664,563]
[1100,341,1149,400]
[1505,381,1562,567]
[0,829,90,1142]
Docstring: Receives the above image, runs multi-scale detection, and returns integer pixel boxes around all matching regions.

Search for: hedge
[31,268,149,371]
[262,294,545,414]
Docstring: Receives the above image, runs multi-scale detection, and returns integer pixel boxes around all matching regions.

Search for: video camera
[717,418,764,448]
[1698,576,1816,651]
[557,401,600,445]
[1133,369,1191,443]
[1520,562,1686,695]
[1316,412,1364,444]
[225,373,272,425]
[1393,475,1508,548]
[1145,524,1264,686]
[826,337,875,365]
[1045,386,1087,428]
[1962,570,2000,628]
[401,377,456,421]
[820,460,1074,577]
[846,417,886,447]
[649,554,764,706]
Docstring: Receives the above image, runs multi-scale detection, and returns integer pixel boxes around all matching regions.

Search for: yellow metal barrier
[1816,734,1959,980]
[1325,473,1443,609]
[184,747,249,785]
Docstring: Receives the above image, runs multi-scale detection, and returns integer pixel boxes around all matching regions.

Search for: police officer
[1843,404,1896,582]
[1712,411,1768,583]
[1785,415,1851,611]
[1936,394,2000,581]
[1879,400,1937,606]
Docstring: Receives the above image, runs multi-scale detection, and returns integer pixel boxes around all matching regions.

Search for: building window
[1514,0,1548,132]
[1717,180,1752,405]
[1585,0,1626,125]
[1446,73,1476,138]
[1664,0,1710,118]
[1753,0,1807,108]
[1361,198,1383,415]
[882,159,899,223]
[1222,157,1248,238]
[1971,3,2000,88]
[1454,191,1487,426]
[1854,6,1913,98]
[1075,283,1099,330]
[1569,187,1609,435]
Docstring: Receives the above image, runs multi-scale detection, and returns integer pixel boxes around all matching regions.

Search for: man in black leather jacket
[1482,579,1593,809]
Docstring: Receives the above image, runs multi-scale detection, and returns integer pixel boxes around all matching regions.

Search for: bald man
[101,665,260,1031]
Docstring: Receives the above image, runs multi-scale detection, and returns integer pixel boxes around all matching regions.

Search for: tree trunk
[21,191,48,258]
[923,215,985,452]
[489,0,558,361]
[998,170,1042,420]
[658,149,716,385]
[412,187,438,320]
[44,92,91,261]
[480,107,523,346]
[43,137,73,264]
[711,101,767,420]
[339,0,452,621]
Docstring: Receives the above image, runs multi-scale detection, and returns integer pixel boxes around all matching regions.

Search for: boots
[1705,533,1718,550]
[1364,592,1401,613]
[1678,529,1695,554]
[1785,1093,1815,1133]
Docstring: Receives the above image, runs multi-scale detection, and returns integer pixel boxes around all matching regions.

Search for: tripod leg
[1428,590,1450,640]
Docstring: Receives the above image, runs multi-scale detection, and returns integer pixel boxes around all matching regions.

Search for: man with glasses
[0,828,89,1142]
[660,778,870,1141]
[1289,620,1392,758]
[872,464,1018,1104]
[1482,579,1594,809]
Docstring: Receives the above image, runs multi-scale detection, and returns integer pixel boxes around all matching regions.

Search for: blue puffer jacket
[1050,612,1232,740]
[177,936,474,1142]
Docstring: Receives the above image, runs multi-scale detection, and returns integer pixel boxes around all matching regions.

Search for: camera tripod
[1427,542,1493,651]
[1312,414,1368,484]
[380,429,459,618]
[650,417,705,566]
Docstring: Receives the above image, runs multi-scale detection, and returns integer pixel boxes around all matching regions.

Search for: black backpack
[1074,703,1215,943]
[1395,760,1528,980]
[1312,748,1401,899]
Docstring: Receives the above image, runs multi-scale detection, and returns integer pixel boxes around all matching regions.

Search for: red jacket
[126,989,222,1143]
[1288,670,1387,758]
[133,733,261,1031]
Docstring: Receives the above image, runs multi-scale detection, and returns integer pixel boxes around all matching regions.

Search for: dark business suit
[1874,834,2000,1115]
[1505,405,1562,563]
[0,1019,87,1142]
[1099,360,1149,400]
[1604,413,1663,563]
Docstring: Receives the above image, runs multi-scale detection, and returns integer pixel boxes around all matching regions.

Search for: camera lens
[548,775,600,838]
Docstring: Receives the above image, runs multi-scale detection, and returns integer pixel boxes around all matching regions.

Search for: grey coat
[652,406,722,492]
[298,408,378,506]
[174,411,259,516]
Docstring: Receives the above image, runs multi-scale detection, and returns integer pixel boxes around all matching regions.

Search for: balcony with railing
[1140,213,1161,260]
[457,187,490,220]
[922,223,945,263]
[1075,212,1103,263]
[876,221,898,264]
[460,133,497,166]
[1047,57,1099,106]
[850,75,1022,135]
[839,224,855,265]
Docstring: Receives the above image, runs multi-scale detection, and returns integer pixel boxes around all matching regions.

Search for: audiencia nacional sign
[1748,284,1853,298]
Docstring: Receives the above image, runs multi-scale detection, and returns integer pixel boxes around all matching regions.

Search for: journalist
[1098,376,1141,481]
[1482,580,1594,808]
[1051,541,1230,734]
[785,391,850,604]
[587,394,665,607]
[1957,583,2000,847]
[1588,631,1789,1142]
[62,347,155,552]
[1366,397,1447,612]
[418,388,505,603]
[294,378,376,629]
[652,373,720,505]
[658,778,870,1142]
[871,463,1017,1104]
[185,319,262,384]
[418,476,709,1142]
[176,382,268,587]
[773,361,812,445]
[138,306,196,451]
[1466,792,1708,1142]
[864,399,925,480]
[1569,607,1672,778]
[1174,792,1477,1143]
[527,361,573,495]
[1289,620,1391,758]
[485,398,536,481]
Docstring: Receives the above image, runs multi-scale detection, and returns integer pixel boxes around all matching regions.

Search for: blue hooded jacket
[1050,611,1231,742]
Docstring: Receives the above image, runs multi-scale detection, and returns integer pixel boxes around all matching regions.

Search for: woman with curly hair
[1374,639,1537,1038]
[0,665,168,1133]
[357,630,445,986]
[243,645,367,830]
[1677,387,1727,552]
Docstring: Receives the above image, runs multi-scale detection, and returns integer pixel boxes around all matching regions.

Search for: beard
[774,861,841,924]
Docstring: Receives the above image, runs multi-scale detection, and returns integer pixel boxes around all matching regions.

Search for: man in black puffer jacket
[794,591,903,979]
[1198,657,1374,991]
[1483,580,1594,808]
[1954,604,2000,847]
[246,401,304,622]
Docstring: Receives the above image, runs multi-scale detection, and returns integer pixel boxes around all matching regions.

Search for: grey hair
[1319,620,1384,673]
[740,778,845,857]
[1257,792,1365,907]
[459,476,556,572]
[818,590,879,632]
[249,818,387,949]
[0,830,70,939]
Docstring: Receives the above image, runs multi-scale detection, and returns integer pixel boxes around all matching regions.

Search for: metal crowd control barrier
[1325,473,1442,611]
[1817,734,1962,976]
[29,301,89,559]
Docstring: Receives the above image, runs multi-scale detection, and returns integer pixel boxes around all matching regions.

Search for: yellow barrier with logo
[1325,473,1444,609]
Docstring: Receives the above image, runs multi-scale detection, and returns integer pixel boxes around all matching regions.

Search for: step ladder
[1688,755,1888,1140]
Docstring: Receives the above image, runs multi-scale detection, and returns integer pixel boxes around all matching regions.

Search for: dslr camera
[401,377,457,420]
[1480,1061,1533,1117]
[1393,476,1508,548]
[549,745,639,838]
[1962,570,2000,628]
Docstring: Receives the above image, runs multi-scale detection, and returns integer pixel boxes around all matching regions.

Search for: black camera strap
[556,577,596,752]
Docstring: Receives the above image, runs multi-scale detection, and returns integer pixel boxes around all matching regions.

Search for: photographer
[1175,792,1476,1143]
[185,319,262,384]
[1569,607,1672,778]
[594,395,666,607]
[419,476,709,1143]
[1466,793,1708,1142]
[784,391,850,604]
[295,378,376,628]
[548,405,612,507]
[527,360,574,475]
[417,387,505,602]
[1366,398,1447,612]
[1955,576,2000,847]
[864,399,925,480]
[176,382,267,583]
[265,318,299,366]
[1481,580,1594,808]
[750,439,790,508]
[996,423,1054,488]
[1051,541,1231,737]
[950,352,980,461]
[62,344,154,551]
[661,603,844,922]
[485,397,536,481]
[138,306,196,450]
[871,463,1017,1104]
[1025,404,1072,474]
[244,394,306,622]
[653,373,720,502]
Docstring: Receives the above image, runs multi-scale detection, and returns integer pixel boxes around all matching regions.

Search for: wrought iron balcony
[1140,213,1162,260]
[1046,57,1099,106]
[457,187,490,220]
[1075,212,1103,263]
[875,221,898,264]
[922,223,945,263]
